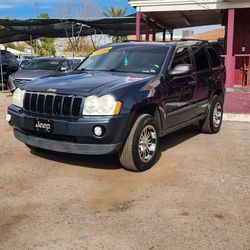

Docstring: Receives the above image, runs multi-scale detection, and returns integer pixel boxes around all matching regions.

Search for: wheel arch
[214,88,225,102]
[133,103,165,132]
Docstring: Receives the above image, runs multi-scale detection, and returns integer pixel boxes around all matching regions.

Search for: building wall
[233,8,250,84]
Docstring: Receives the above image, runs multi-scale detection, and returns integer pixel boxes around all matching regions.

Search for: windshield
[25,59,61,70]
[76,45,169,75]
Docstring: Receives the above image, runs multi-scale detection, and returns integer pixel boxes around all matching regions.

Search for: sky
[0,0,134,19]
[0,0,221,36]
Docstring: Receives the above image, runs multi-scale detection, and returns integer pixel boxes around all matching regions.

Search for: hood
[11,69,58,81]
[21,71,152,96]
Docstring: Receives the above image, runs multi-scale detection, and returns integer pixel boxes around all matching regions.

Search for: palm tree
[103,7,127,18]
[103,7,127,42]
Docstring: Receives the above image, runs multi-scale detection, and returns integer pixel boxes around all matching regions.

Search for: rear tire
[119,114,159,172]
[199,95,223,134]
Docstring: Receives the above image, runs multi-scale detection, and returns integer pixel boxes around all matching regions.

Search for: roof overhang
[142,9,225,29]
[128,0,250,29]
[129,0,250,12]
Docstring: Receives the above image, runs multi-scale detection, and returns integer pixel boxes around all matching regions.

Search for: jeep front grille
[23,92,84,117]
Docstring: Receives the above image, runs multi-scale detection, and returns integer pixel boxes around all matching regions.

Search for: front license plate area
[34,118,53,133]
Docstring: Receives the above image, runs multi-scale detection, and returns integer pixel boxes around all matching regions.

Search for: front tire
[119,114,159,172]
[199,95,223,134]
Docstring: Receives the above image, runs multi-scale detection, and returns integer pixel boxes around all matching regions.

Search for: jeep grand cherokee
[6,40,225,171]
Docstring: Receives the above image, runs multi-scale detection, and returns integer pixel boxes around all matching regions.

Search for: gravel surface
[0,92,249,250]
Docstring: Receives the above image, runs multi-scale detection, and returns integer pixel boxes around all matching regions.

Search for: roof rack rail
[119,39,210,47]
[178,38,209,44]
[122,40,149,42]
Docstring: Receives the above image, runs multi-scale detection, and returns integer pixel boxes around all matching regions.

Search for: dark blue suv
[7,40,225,171]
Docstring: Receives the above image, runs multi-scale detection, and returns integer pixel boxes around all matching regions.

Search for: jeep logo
[47,88,57,92]
[35,121,51,132]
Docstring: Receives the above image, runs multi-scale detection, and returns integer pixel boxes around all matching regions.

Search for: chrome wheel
[138,125,157,163]
[213,102,222,128]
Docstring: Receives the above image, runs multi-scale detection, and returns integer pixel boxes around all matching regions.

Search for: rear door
[206,47,225,95]
[164,47,197,128]
[191,46,210,117]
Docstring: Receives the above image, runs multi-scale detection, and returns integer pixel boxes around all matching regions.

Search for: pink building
[128,0,250,113]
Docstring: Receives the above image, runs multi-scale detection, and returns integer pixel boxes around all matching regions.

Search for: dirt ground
[0,92,249,250]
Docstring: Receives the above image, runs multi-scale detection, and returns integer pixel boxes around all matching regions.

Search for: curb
[223,113,250,122]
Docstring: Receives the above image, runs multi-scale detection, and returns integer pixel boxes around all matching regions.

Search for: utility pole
[0,51,4,91]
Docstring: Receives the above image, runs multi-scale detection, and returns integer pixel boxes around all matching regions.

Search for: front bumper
[8,105,130,155]
[14,129,122,154]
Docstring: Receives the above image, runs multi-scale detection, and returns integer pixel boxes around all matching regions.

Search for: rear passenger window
[207,47,221,67]
[171,47,191,69]
[192,47,210,71]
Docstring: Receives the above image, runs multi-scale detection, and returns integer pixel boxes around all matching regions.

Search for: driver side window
[171,47,191,69]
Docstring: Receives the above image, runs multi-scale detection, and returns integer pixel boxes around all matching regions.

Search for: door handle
[188,81,197,86]
[208,76,216,81]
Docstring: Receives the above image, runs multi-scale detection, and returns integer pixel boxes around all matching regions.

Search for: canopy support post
[136,8,141,41]
[163,29,166,41]
[145,18,149,41]
[30,35,33,56]
[152,24,156,41]
[0,51,3,92]
[72,22,75,60]
[225,8,235,90]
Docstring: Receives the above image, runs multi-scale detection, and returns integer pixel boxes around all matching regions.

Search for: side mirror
[60,67,68,72]
[169,64,193,77]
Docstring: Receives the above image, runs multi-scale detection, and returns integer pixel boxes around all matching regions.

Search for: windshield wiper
[107,69,127,73]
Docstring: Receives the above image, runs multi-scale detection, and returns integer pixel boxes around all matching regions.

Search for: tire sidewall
[131,115,159,171]
[209,96,223,133]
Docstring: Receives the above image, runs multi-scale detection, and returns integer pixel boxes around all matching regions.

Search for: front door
[191,46,210,117]
[164,47,197,129]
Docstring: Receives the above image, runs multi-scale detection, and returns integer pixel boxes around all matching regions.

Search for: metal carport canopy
[0,17,164,44]
[129,0,250,29]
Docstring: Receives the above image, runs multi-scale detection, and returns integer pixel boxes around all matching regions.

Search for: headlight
[13,88,26,108]
[83,95,122,116]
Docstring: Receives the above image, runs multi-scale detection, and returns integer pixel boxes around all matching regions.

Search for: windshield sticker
[90,47,112,57]
[124,56,128,66]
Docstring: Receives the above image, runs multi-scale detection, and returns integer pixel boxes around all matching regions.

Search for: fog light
[5,114,11,122]
[93,125,104,137]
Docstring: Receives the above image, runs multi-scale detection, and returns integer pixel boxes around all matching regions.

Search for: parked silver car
[8,57,70,92]
[0,50,19,89]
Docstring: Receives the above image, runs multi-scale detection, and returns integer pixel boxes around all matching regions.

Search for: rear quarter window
[207,47,222,67]
[192,47,210,71]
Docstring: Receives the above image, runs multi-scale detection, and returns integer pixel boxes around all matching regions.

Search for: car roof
[32,57,66,61]
[106,40,210,48]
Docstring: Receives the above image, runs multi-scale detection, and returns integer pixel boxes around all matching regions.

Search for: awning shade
[0,17,164,43]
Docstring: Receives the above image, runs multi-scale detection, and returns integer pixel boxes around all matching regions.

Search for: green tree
[103,7,127,18]
[27,13,56,56]
[102,7,127,43]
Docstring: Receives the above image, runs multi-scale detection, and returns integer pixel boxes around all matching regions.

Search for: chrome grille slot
[45,95,53,114]
[37,95,45,113]
[53,96,62,115]
[62,97,72,116]
[72,98,82,116]
[24,93,31,110]
[30,94,38,112]
[23,92,84,117]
